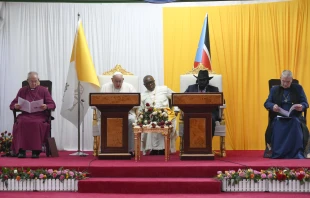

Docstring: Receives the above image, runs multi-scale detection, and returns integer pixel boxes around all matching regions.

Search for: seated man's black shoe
[129,151,135,158]
[150,149,165,155]
[18,149,26,158]
[18,153,26,158]
[32,150,40,158]
[149,150,157,155]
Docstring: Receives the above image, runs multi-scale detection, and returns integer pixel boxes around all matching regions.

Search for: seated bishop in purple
[9,71,56,158]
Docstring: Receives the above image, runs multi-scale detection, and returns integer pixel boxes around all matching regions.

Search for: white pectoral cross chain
[283,92,290,103]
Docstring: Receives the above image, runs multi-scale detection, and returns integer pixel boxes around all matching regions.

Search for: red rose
[297,174,305,180]
[276,173,286,181]
[8,133,11,136]
[160,125,164,128]
[146,103,150,107]
[148,107,153,112]
[4,131,7,134]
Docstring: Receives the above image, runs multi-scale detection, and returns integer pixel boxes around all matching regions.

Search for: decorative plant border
[216,167,310,192]
[0,167,87,191]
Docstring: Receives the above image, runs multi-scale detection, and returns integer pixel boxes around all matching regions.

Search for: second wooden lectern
[89,93,140,160]
[171,93,223,160]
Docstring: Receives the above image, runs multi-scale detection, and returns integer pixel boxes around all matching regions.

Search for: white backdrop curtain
[0,2,164,151]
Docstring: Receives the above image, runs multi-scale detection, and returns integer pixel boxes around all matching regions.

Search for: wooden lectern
[171,93,223,160]
[89,93,140,160]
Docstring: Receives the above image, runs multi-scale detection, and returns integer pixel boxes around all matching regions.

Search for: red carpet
[0,192,310,198]
[1,150,310,194]
[78,178,220,194]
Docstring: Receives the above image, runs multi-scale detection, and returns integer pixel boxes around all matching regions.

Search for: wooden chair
[179,64,226,157]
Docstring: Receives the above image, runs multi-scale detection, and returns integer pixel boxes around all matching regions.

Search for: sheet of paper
[278,107,289,117]
[18,97,44,113]
[18,97,30,112]
[277,104,300,117]
[30,99,44,113]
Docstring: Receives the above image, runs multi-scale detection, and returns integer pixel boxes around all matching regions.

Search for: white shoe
[142,150,147,156]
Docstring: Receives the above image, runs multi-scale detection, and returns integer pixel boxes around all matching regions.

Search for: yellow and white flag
[60,19,100,128]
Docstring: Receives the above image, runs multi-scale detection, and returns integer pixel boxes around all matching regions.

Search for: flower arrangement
[134,102,172,128]
[0,167,88,187]
[0,131,13,156]
[216,167,310,185]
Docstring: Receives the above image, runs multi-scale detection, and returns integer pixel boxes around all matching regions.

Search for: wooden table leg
[138,133,141,160]
[164,135,168,162]
[167,131,170,161]
[134,133,138,162]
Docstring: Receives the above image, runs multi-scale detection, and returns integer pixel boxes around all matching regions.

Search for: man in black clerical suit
[184,70,220,136]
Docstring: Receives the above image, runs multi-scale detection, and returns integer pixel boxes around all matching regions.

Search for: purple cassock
[9,85,56,154]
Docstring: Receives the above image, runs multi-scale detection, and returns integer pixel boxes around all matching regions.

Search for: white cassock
[92,81,137,152]
[140,86,179,154]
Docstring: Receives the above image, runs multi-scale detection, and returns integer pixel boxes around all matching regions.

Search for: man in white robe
[92,72,137,157]
[140,75,179,155]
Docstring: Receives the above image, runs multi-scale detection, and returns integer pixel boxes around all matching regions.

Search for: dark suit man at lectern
[184,70,220,136]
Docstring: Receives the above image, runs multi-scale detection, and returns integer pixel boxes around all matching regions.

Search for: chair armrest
[45,109,54,122]
[12,109,19,123]
[219,104,226,109]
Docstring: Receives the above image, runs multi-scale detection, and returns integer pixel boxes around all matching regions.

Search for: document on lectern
[18,97,44,113]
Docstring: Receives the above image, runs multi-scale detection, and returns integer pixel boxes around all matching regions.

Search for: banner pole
[70,13,87,156]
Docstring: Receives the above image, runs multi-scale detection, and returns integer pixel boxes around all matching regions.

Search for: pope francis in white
[92,72,137,157]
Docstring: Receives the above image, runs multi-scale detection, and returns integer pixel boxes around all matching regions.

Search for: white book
[278,104,301,117]
[18,97,44,113]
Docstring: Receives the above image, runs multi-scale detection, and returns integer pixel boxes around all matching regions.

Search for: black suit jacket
[185,84,219,93]
[184,84,220,121]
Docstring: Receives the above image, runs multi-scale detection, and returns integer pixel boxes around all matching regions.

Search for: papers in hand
[278,104,301,117]
[18,97,44,113]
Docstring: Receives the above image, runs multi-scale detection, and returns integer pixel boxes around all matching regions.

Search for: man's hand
[273,104,279,112]
[294,104,303,111]
[41,104,47,110]
[14,104,21,110]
